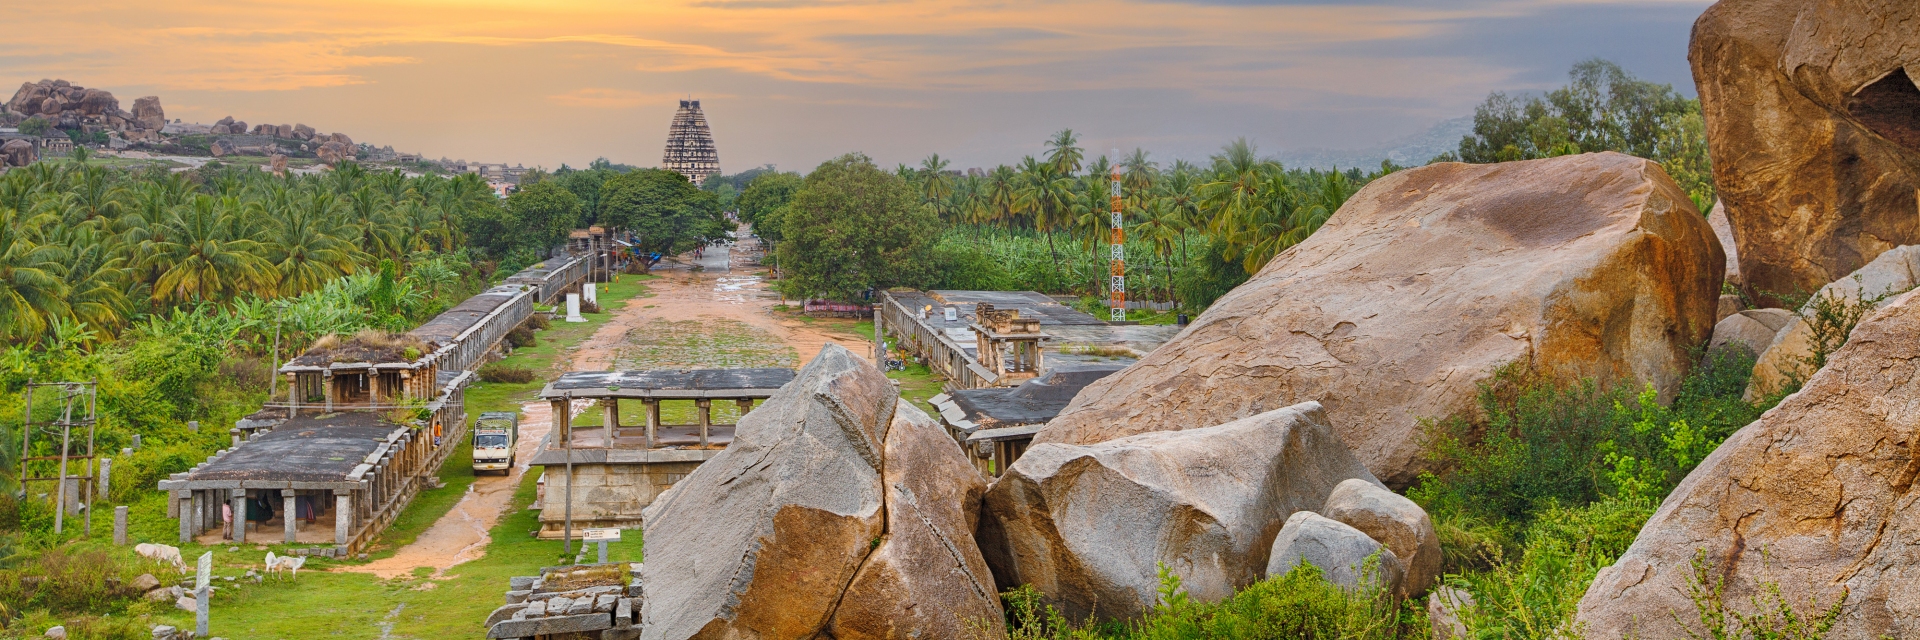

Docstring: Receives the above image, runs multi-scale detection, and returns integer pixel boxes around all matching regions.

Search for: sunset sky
[2,0,1713,173]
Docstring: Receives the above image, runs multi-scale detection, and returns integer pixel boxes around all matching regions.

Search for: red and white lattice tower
[1108,155,1125,322]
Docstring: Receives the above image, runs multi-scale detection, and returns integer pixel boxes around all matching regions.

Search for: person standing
[221,501,233,540]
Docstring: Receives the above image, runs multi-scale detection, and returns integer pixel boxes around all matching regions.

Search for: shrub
[931,241,1016,291]
[1451,496,1655,638]
[581,299,601,314]
[1678,548,1845,639]
[478,364,535,384]
[526,314,551,331]
[506,327,536,348]
[997,562,1425,640]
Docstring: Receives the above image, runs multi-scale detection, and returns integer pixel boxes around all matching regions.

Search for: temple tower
[662,99,719,185]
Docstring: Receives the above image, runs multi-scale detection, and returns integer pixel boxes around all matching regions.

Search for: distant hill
[1277,116,1473,171]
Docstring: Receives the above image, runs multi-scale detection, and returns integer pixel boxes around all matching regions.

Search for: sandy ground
[341,239,868,579]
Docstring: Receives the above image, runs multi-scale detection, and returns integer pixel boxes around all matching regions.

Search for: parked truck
[472,411,518,475]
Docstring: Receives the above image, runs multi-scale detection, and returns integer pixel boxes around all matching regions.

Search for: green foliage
[1411,347,1764,527]
[929,238,1016,291]
[1800,288,1893,372]
[1450,496,1655,638]
[500,181,581,258]
[1454,59,1714,211]
[477,364,534,384]
[1000,562,1425,639]
[734,171,803,243]
[599,169,727,259]
[776,153,939,301]
[1175,236,1251,310]
[17,117,51,137]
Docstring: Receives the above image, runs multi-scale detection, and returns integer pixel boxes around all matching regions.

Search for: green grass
[888,363,945,416]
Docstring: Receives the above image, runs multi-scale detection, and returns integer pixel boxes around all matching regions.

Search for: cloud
[550,88,727,108]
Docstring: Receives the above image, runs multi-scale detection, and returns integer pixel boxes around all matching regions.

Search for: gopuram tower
[662,99,719,185]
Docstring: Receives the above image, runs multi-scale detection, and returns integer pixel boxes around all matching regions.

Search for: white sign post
[565,293,585,323]
[194,552,212,637]
[583,528,620,564]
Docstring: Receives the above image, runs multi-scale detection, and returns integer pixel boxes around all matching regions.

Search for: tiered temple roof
[662,99,719,185]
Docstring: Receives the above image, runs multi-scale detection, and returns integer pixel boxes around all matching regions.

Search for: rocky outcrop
[1707,308,1794,360]
[1692,0,1920,303]
[8,81,50,115]
[980,401,1379,621]
[1745,245,1920,399]
[330,132,353,146]
[1321,478,1440,596]
[1576,289,1920,639]
[1266,511,1404,594]
[131,97,164,131]
[292,123,315,140]
[825,399,1002,640]
[316,141,354,166]
[638,344,1002,640]
[1036,152,1724,486]
[1,139,35,167]
[209,139,237,157]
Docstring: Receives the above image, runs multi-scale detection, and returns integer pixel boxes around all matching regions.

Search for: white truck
[472,412,518,475]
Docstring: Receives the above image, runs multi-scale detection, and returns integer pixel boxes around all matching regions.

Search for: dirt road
[344,240,868,579]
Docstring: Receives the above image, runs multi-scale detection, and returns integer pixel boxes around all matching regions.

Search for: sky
[1,0,1713,173]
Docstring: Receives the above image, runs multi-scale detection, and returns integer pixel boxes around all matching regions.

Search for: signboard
[581,528,622,542]
[194,552,212,591]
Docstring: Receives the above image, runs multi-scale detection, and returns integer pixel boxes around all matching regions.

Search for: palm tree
[1014,157,1076,284]
[919,154,953,220]
[48,224,132,337]
[1045,129,1083,176]
[145,196,275,304]
[0,206,68,340]
[268,193,363,296]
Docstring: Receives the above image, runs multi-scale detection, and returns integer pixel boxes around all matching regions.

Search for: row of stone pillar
[557,398,759,449]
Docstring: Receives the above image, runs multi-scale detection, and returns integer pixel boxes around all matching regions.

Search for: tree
[503,181,582,256]
[1454,59,1713,209]
[735,171,803,242]
[775,153,938,301]
[18,116,51,137]
[599,169,727,262]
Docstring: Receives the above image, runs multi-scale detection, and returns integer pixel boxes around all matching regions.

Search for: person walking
[221,501,233,540]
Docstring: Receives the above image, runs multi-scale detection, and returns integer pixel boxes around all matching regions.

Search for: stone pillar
[644,400,659,449]
[735,399,754,421]
[287,373,299,418]
[284,491,298,543]
[336,492,353,546]
[369,371,382,407]
[551,399,570,448]
[697,399,711,448]
[114,506,128,545]
[188,491,202,537]
[602,399,618,447]
[231,428,242,448]
[584,282,597,305]
[98,458,111,496]
[323,371,334,412]
[232,493,248,543]
[178,493,193,543]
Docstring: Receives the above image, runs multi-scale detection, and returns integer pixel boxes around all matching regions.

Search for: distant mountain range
[1276,116,1474,171]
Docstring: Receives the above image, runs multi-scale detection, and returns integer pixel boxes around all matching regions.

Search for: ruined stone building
[662,99,719,185]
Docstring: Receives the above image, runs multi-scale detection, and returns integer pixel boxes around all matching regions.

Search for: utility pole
[1108,152,1126,322]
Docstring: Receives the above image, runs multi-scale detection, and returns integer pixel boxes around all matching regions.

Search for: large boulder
[1692,0,1920,304]
[824,401,1003,640]
[1707,308,1794,360]
[131,96,164,131]
[979,401,1379,621]
[1745,245,1920,399]
[639,344,1002,640]
[1036,153,1725,486]
[1,139,35,167]
[316,141,354,166]
[330,132,353,146]
[8,82,50,115]
[292,123,315,140]
[1265,511,1404,594]
[209,139,237,157]
[75,89,117,116]
[1576,289,1920,639]
[1321,478,1440,596]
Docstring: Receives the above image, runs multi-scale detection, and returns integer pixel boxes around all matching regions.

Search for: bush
[1450,496,1655,638]
[478,364,535,384]
[1411,347,1765,528]
[526,314,550,331]
[930,241,1016,291]
[0,544,165,617]
[506,326,536,348]
[998,562,1424,640]
[581,299,601,314]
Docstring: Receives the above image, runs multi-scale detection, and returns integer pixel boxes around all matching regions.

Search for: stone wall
[536,460,702,538]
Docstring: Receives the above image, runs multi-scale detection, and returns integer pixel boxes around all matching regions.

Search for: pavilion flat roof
[539,368,796,400]
[408,285,527,345]
[160,412,405,490]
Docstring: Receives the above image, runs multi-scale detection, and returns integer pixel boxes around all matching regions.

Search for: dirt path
[342,239,867,579]
[571,241,869,371]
